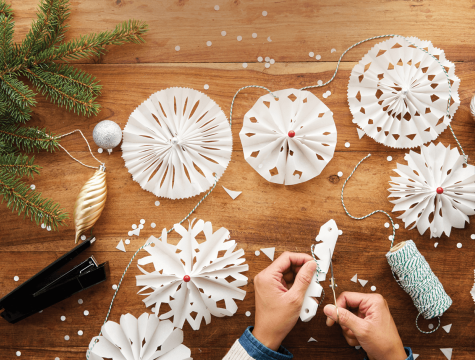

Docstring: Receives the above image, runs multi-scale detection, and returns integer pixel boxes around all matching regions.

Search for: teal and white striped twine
[342,154,452,334]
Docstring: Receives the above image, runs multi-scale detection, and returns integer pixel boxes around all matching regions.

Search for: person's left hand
[252,252,317,351]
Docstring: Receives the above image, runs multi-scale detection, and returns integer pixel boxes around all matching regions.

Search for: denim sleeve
[238,326,293,360]
[364,347,413,360]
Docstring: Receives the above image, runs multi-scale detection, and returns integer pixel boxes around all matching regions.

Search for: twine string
[55,129,104,170]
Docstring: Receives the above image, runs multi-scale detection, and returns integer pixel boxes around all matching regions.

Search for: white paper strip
[122,87,232,200]
[136,219,248,330]
[348,37,460,149]
[300,270,323,322]
[388,142,475,238]
[222,186,242,200]
[312,219,339,282]
[240,88,337,185]
[261,247,275,261]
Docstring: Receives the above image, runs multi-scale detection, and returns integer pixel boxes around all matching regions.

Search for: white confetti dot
[206,41,212,46]
[395,224,399,229]
[326,91,331,96]
[245,311,251,317]
[265,56,270,62]
[257,56,263,62]
[316,54,321,60]
[204,84,209,90]
[242,63,248,68]
[14,276,19,281]
[132,224,137,230]
[41,223,46,229]
[270,59,275,64]
[175,45,180,51]
[309,52,314,57]
[221,31,226,36]
[322,93,328,99]
[64,335,69,341]
[98,148,103,154]
[252,33,257,38]
[78,330,83,336]
[255,250,260,256]
[128,231,133,236]
[55,358,60,360]
[81,235,86,240]
[387,156,393,161]
[214,5,219,10]
[78,299,83,304]
[337,171,343,177]
[471,234,475,239]
[262,10,267,16]
[84,310,89,316]
[30,184,35,190]
[345,142,350,148]
[434,242,438,248]
[16,351,21,356]
[112,284,118,290]
[371,286,376,291]
[151,223,156,228]
[267,36,272,42]
[317,80,323,85]
[457,243,462,248]
[265,63,270,68]
[237,36,242,41]
[47,226,51,231]
[140,219,145,224]
[155,201,160,206]
[355,346,361,350]
[38,310,43,313]
[428,323,434,330]
[139,224,144,229]
[384,222,389,228]
[389,235,394,241]
[331,48,336,53]
[61,316,66,321]
[125,239,130,245]
[338,230,343,235]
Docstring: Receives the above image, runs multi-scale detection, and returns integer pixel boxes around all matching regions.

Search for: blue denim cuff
[238,326,293,360]
[364,347,413,360]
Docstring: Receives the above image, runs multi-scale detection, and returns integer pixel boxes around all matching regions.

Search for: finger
[323,304,366,335]
[343,335,360,347]
[270,252,314,274]
[335,291,374,310]
[287,260,317,299]
[326,314,335,327]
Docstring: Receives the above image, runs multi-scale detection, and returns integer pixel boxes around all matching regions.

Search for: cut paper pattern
[136,219,248,330]
[388,142,475,238]
[222,186,242,200]
[440,348,453,360]
[300,270,323,322]
[358,279,368,287]
[240,88,337,185]
[357,128,365,139]
[122,87,232,200]
[88,313,192,360]
[348,37,460,149]
[351,274,357,283]
[442,324,452,333]
[308,337,317,342]
[312,219,339,282]
[261,247,275,261]
[116,240,126,252]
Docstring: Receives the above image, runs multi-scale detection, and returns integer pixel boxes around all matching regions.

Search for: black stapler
[0,236,108,324]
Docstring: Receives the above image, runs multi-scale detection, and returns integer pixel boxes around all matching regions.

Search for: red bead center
[288,130,295,138]
[183,275,191,282]
[436,187,444,194]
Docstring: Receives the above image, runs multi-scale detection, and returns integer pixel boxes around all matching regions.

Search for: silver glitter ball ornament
[92,120,122,154]
[471,94,475,121]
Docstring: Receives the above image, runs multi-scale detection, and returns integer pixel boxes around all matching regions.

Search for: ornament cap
[183,275,191,282]
[436,187,444,194]
[288,130,296,138]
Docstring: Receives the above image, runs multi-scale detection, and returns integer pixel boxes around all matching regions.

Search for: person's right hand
[324,292,407,360]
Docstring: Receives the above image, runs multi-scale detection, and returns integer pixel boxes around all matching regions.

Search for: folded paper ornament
[388,142,475,238]
[87,313,192,360]
[239,88,337,185]
[348,37,460,148]
[136,219,248,330]
[122,87,232,199]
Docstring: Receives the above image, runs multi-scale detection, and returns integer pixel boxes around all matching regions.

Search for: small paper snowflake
[388,142,475,238]
[136,219,248,330]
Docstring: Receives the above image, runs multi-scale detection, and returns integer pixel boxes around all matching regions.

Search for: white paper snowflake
[348,37,460,148]
[239,88,337,185]
[136,219,248,330]
[87,313,192,360]
[122,87,232,199]
[388,142,475,238]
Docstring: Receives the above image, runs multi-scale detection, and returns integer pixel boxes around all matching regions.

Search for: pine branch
[0,3,14,71]
[0,153,40,178]
[0,124,59,153]
[0,140,17,155]
[0,2,13,19]
[21,0,55,59]
[0,170,68,230]
[0,82,33,123]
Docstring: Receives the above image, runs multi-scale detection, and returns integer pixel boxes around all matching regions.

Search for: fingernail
[323,304,335,319]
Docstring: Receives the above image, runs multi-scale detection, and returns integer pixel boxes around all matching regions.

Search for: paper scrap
[116,240,126,252]
[358,279,368,287]
[308,337,317,342]
[130,228,140,236]
[442,324,452,333]
[471,270,475,303]
[357,128,365,139]
[413,355,419,359]
[300,270,323,322]
[440,348,453,360]
[261,247,275,261]
[222,186,242,200]
[351,274,357,283]
[312,219,339,282]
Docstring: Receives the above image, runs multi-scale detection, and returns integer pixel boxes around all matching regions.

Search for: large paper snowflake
[122,87,232,199]
[239,88,337,185]
[136,219,248,330]
[348,37,460,148]
[388,142,475,238]
[88,313,192,360]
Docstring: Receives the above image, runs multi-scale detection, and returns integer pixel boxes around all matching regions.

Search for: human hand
[324,292,407,360]
[252,252,317,351]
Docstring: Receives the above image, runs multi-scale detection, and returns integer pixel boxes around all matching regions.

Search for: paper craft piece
[261,247,275,261]
[351,274,358,283]
[388,142,475,238]
[471,270,475,303]
[442,324,452,333]
[308,337,317,342]
[413,354,419,359]
[222,186,242,200]
[87,313,192,360]
[240,88,337,185]
[300,270,323,322]
[122,87,232,200]
[312,219,339,282]
[116,240,126,252]
[356,128,365,139]
[348,36,460,149]
[136,219,248,330]
[440,348,453,360]
[358,279,368,287]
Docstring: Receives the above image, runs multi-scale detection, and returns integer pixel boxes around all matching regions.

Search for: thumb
[324,304,365,335]
[289,260,317,299]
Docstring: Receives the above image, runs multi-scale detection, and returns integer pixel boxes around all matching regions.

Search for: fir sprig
[0,153,40,178]
[0,124,59,153]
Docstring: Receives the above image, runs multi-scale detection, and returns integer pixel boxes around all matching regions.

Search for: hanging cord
[229,85,277,127]
[55,129,104,170]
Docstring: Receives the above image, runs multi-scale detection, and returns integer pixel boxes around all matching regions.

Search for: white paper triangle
[413,354,419,359]
[116,240,126,252]
[261,247,275,261]
[441,348,452,360]
[357,128,365,139]
[358,279,368,287]
[351,274,357,283]
[308,337,317,342]
[131,228,140,236]
[442,324,452,333]
[222,186,242,200]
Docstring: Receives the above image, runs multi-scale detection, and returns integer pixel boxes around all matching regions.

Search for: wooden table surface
[1,1,475,359]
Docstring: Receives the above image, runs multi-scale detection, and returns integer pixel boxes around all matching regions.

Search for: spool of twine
[386,240,452,333]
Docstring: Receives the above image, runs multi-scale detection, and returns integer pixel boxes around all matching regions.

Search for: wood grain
[1,1,475,359]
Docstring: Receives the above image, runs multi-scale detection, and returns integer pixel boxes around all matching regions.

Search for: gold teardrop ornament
[74,166,107,243]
